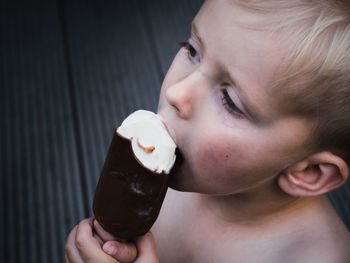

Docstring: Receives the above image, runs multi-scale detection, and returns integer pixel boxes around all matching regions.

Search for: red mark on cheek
[196,141,231,171]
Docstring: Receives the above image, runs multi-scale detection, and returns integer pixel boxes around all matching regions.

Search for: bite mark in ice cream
[93,110,177,240]
[117,110,177,174]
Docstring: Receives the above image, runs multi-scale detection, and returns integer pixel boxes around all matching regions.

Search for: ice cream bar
[93,110,177,240]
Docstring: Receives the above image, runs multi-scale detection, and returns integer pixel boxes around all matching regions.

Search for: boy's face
[158,0,313,195]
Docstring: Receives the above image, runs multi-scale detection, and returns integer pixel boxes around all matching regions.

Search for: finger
[65,226,85,263]
[93,232,104,247]
[93,219,119,242]
[134,232,159,263]
[75,218,118,262]
[103,240,138,263]
[90,217,104,246]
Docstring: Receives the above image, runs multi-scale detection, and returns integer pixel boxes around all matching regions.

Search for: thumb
[103,240,137,263]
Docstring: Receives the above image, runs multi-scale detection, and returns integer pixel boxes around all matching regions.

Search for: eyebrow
[191,22,263,122]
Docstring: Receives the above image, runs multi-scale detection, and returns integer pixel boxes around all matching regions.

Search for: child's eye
[179,41,201,63]
[221,89,244,118]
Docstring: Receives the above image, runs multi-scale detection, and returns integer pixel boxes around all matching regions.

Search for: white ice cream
[117,110,177,174]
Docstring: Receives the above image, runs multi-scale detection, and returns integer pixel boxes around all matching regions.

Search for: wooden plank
[0,0,85,262]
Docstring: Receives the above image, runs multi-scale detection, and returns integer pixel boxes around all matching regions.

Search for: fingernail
[103,243,117,256]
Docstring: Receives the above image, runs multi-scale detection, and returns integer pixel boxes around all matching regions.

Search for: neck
[198,181,323,226]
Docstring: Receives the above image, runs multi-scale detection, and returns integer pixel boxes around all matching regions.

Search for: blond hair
[237,0,350,162]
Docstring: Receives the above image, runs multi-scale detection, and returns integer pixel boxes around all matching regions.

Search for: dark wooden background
[1,0,349,262]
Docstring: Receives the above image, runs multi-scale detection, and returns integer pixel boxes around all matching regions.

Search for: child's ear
[278,151,348,196]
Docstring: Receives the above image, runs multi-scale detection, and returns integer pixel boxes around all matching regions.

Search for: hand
[65,217,121,263]
[93,219,159,263]
[64,218,159,263]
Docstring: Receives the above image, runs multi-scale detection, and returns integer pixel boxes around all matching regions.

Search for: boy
[65,0,350,262]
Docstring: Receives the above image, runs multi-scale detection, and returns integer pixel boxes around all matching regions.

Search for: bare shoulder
[278,200,350,263]
[152,193,350,263]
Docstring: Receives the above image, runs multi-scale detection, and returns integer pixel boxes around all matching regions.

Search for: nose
[165,70,207,119]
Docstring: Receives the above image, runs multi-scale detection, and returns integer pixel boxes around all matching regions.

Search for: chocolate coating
[93,132,169,240]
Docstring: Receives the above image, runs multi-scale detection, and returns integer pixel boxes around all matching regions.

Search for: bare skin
[65,0,350,262]
[152,189,350,263]
[154,0,350,261]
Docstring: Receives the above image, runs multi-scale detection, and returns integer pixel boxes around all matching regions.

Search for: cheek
[190,134,276,193]
[193,137,238,182]
[196,142,229,170]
